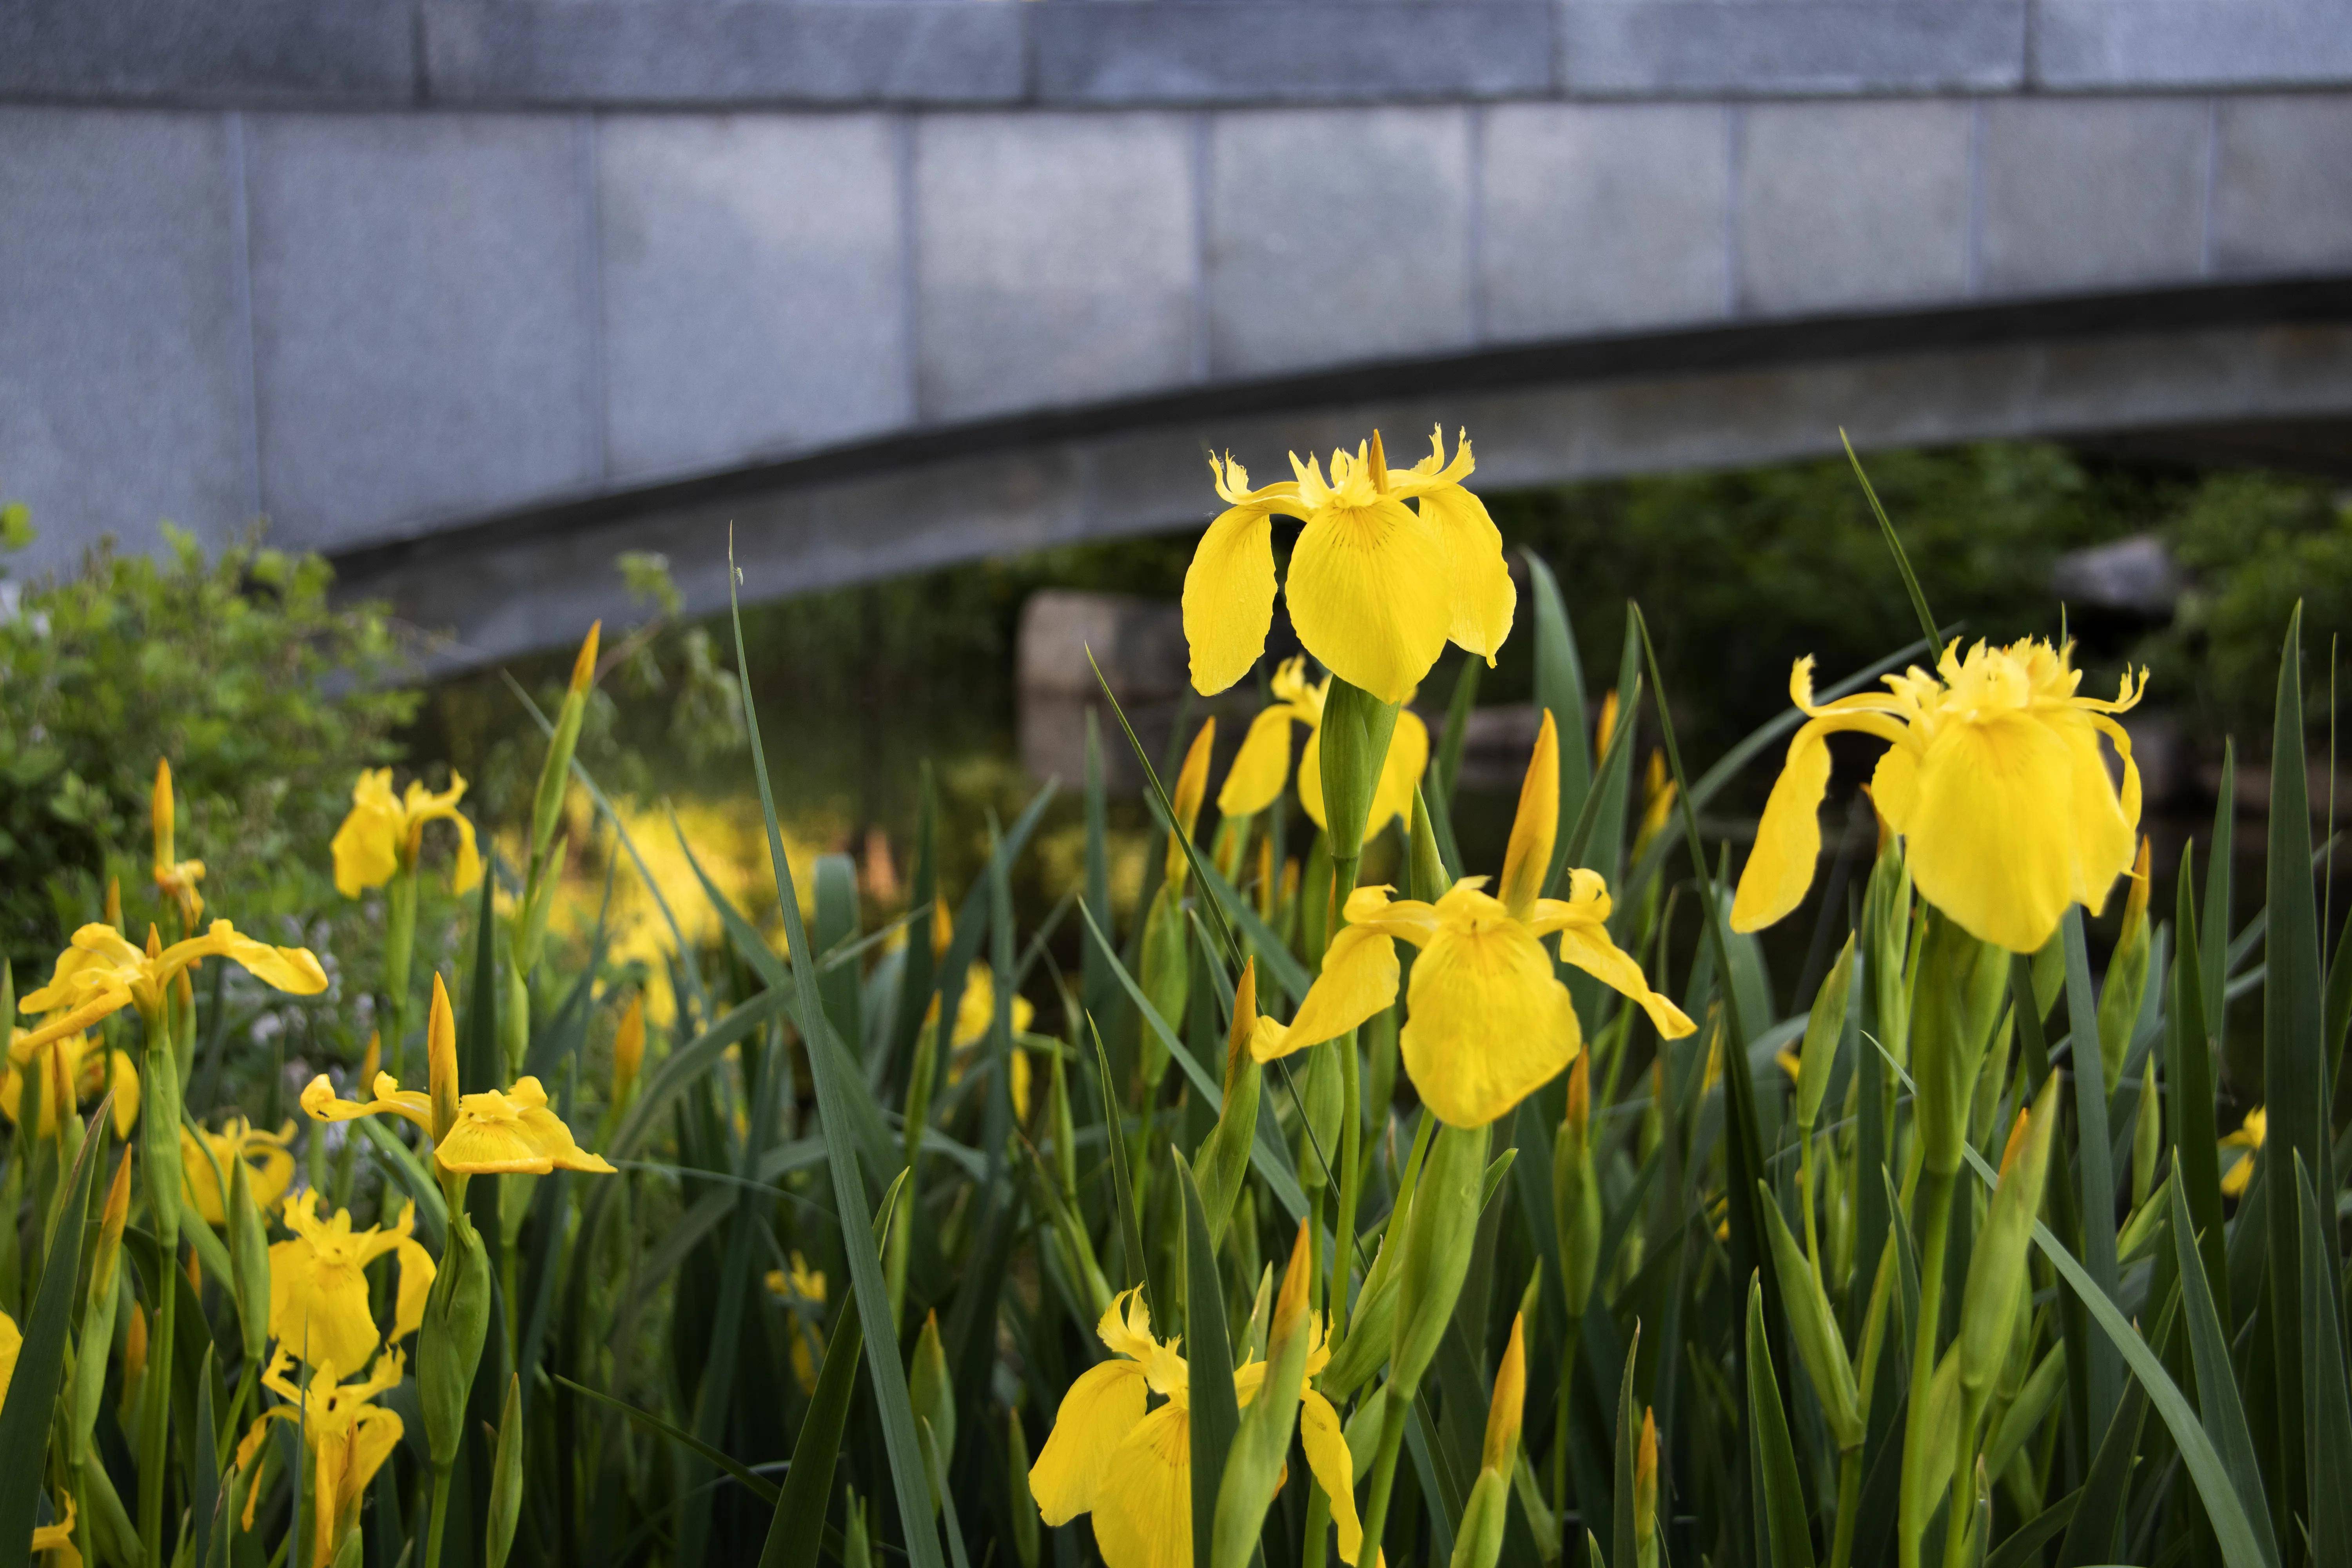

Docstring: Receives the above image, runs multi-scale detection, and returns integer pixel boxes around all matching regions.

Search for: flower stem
[1354,1383,1412,1566]
[1300,1481,1332,1568]
[138,1257,178,1567]
[425,1462,455,1568]
[1897,1168,1956,1568]
[1829,1446,1864,1568]
[1330,1029,1362,1339]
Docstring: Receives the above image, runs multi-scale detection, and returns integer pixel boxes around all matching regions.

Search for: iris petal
[1402,892,1582,1127]
[1091,1401,1193,1568]
[1301,1389,1368,1564]
[1285,500,1450,705]
[1029,1359,1149,1524]
[1220,705,1300,817]
[1251,923,1399,1062]
[1183,504,1279,697]
[1904,713,2079,954]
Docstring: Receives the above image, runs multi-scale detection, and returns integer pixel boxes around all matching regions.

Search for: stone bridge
[4,0,2350,664]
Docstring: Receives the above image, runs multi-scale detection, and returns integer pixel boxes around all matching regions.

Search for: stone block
[1560,3,2025,96]
[0,0,413,106]
[913,113,1196,421]
[598,114,909,482]
[245,114,600,551]
[1480,102,1731,341]
[1034,3,1553,105]
[422,2,1025,106]
[1977,97,2207,296]
[1207,108,1473,377]
[0,110,250,574]
[2036,1,2352,89]
[2210,96,2352,277]
[1735,100,1972,316]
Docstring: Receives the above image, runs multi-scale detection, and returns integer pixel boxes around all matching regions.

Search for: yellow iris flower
[18,921,327,1051]
[1183,428,1513,704]
[152,759,206,929]
[1252,712,1694,1129]
[1731,639,2145,955]
[2220,1107,2265,1198]
[267,1189,435,1372]
[1028,1289,1367,1568]
[234,1346,405,1568]
[180,1116,296,1227]
[1217,657,1431,846]
[301,973,616,1176]
[329,768,483,898]
[765,1251,828,1393]
[2,1029,138,1138]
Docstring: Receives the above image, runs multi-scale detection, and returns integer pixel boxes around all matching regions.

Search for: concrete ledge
[1561,3,2025,97]
[0,0,415,106]
[326,280,2352,666]
[1034,4,1555,105]
[2037,1,2352,91]
[421,2,1026,107]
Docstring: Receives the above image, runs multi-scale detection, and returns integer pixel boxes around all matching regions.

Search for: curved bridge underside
[3,0,2350,664]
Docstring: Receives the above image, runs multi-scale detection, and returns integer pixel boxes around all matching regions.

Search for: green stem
[1354,1384,1412,1568]
[139,1254,179,1568]
[1330,1029,1363,1338]
[1829,1446,1864,1568]
[1301,1481,1332,1568]
[1944,1392,1986,1568]
[425,1463,454,1568]
[1898,1168,1957,1568]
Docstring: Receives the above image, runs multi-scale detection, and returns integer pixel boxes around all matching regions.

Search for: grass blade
[2296,1154,2352,1565]
[1611,1324,1642,1568]
[1746,1279,1816,1568]
[1525,550,1592,893]
[2263,603,2330,1532]
[1179,1153,1238,1568]
[1841,432,1943,662]
[2169,1161,2281,1568]
[555,1376,779,1504]
[2058,908,2123,1421]
[2053,1319,2153,1566]
[726,539,946,1568]
[0,1103,102,1562]
[1088,1016,1151,1304]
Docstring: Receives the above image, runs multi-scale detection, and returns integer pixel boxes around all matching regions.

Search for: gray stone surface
[0,0,413,106]
[1480,103,1731,340]
[0,110,250,574]
[1735,100,1973,316]
[245,114,600,550]
[913,113,1197,420]
[2210,96,2352,277]
[1207,109,1474,377]
[1561,3,2025,96]
[1035,4,1553,105]
[2036,1,2352,90]
[422,2,1025,107]
[597,114,909,481]
[1978,98,2208,297]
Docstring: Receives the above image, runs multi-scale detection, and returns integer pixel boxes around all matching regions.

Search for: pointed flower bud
[1958,1074,2061,1394]
[91,1153,132,1305]
[1165,718,1216,883]
[1634,1408,1659,1563]
[1482,1313,1528,1475]
[428,973,461,1144]
[1794,936,1855,1134]
[613,993,645,1105]
[1498,711,1559,921]
[570,620,602,697]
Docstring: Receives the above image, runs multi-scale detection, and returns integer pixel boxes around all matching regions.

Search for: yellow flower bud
[427,973,460,1145]
[570,619,602,697]
[1498,711,1559,921]
[1634,1408,1659,1568]
[613,993,646,1106]
[1165,717,1216,884]
[1482,1312,1528,1475]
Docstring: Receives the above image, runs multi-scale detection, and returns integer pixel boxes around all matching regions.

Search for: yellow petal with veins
[1401,887,1582,1128]
[1090,1400,1193,1568]
[1301,1388,1368,1564]
[1029,1358,1149,1525]
[1183,500,1280,697]
[1250,922,1401,1062]
[1285,498,1450,706]
[1220,704,1300,818]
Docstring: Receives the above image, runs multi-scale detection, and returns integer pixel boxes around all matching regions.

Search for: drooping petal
[300,1074,433,1134]
[1251,924,1400,1062]
[1903,711,2082,954]
[1029,1359,1150,1524]
[1183,501,1280,697]
[391,1231,436,1345]
[105,1051,140,1138]
[1090,1400,1193,1568]
[330,771,404,898]
[1401,890,1581,1128]
[1219,705,1300,818]
[269,1238,382,1374]
[343,1406,406,1520]
[1549,914,1696,1040]
[1416,469,1514,662]
[1730,710,1902,936]
[1098,1287,1159,1362]
[2067,713,2141,915]
[1301,1389,1368,1564]
[1285,499,1451,706]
